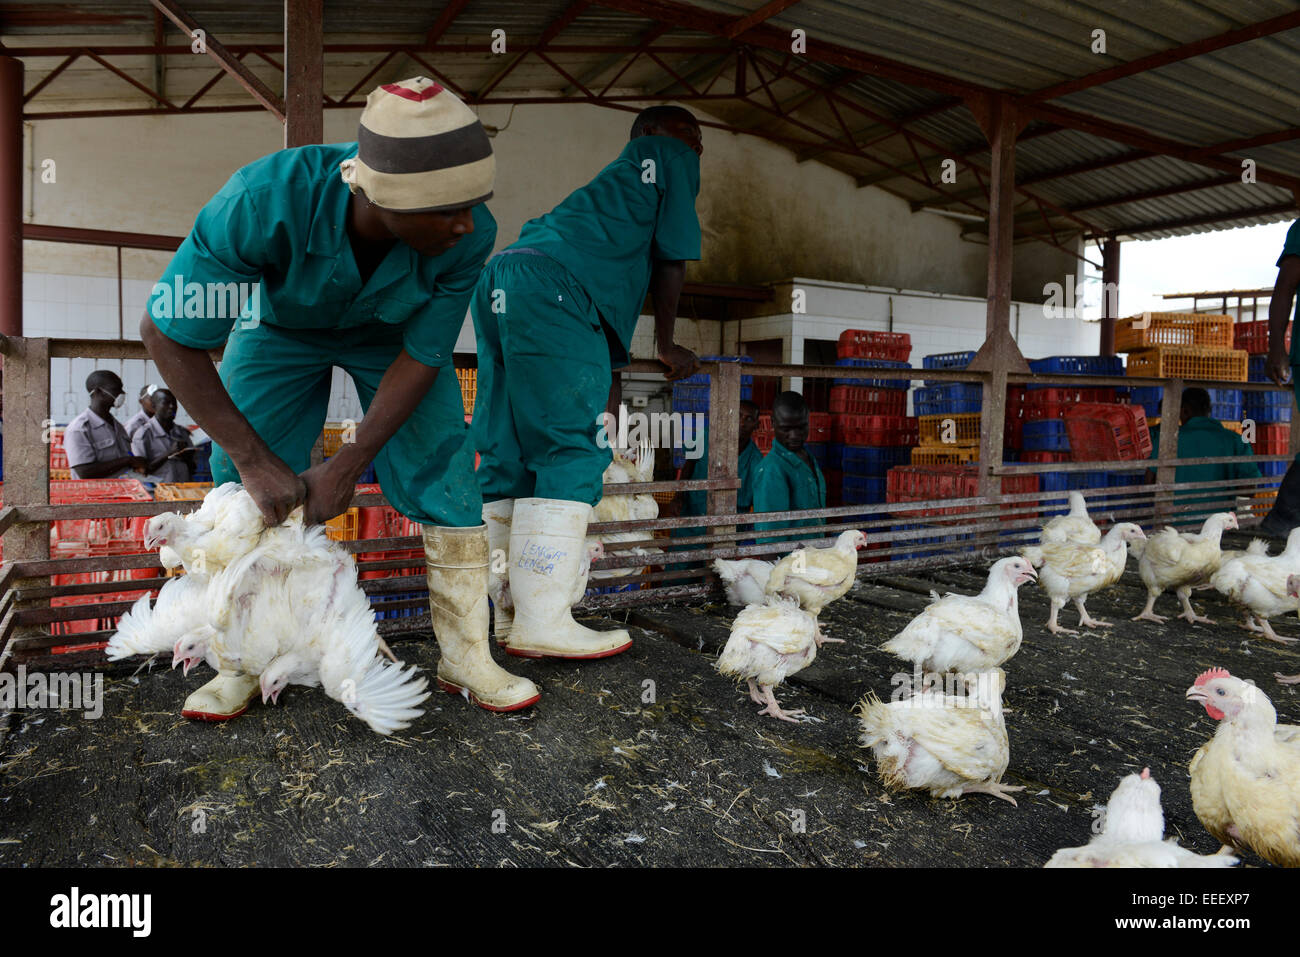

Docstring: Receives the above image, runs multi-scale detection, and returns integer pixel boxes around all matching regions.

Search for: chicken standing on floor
[1022,523,1147,635]
[1133,512,1238,624]
[1210,529,1300,646]
[1040,491,1101,545]
[716,598,819,723]
[764,529,866,646]
[712,557,774,608]
[1186,668,1300,867]
[882,557,1036,675]
[1045,768,1238,868]
[857,667,1023,805]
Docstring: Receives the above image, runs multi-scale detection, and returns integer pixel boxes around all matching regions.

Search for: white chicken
[1210,528,1300,645]
[1045,768,1239,868]
[105,573,214,665]
[588,441,659,582]
[144,481,268,575]
[1133,512,1238,624]
[1022,523,1146,634]
[857,667,1022,805]
[712,558,774,607]
[716,598,818,723]
[765,529,867,646]
[882,557,1036,675]
[1040,491,1101,545]
[1186,668,1300,867]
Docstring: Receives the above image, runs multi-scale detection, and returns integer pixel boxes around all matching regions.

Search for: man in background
[125,384,157,440]
[1260,219,1300,537]
[132,388,196,484]
[1148,388,1259,513]
[64,370,145,480]
[752,391,826,542]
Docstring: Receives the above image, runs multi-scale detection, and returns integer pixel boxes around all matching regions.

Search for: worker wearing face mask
[125,383,158,440]
[63,370,146,480]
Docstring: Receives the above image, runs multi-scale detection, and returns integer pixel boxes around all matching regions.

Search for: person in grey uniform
[132,388,196,484]
[64,371,145,480]
[125,383,158,440]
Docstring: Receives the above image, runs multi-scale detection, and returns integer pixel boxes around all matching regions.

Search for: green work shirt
[752,438,828,542]
[681,428,763,516]
[1150,416,1261,486]
[1279,220,1300,365]
[146,143,496,369]
[511,135,702,366]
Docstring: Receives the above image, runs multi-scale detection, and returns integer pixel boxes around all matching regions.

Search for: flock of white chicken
[713,489,1300,867]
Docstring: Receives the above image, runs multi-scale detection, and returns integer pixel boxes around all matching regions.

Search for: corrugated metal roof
[4,0,1299,242]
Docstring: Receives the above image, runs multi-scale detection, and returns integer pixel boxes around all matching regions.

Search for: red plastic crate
[837,329,911,362]
[1023,387,1121,422]
[1252,423,1291,456]
[1064,403,1152,461]
[807,412,833,443]
[834,414,918,447]
[829,385,907,416]
[886,465,1039,521]
[754,430,773,454]
[1019,450,1069,463]
[1234,319,1291,355]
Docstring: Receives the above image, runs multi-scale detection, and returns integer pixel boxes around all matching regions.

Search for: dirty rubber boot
[423,525,540,712]
[182,671,260,721]
[1258,460,1300,540]
[483,499,514,646]
[504,498,632,660]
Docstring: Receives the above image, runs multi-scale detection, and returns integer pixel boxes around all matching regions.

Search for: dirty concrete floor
[2,546,1299,868]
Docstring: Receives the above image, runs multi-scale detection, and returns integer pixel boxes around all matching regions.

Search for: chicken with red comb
[1186,668,1300,867]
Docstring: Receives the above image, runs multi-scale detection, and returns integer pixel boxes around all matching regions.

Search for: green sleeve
[402,208,496,369]
[146,170,272,349]
[1277,220,1300,266]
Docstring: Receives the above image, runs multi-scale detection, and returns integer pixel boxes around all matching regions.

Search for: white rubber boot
[182,671,260,721]
[505,498,632,660]
[483,499,514,646]
[423,525,540,712]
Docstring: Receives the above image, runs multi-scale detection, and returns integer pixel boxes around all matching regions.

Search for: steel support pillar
[0,57,22,338]
[1100,238,1120,356]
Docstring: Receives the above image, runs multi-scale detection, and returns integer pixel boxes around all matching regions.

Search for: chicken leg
[959,780,1024,806]
[757,684,805,723]
[1274,672,1300,685]
[745,679,767,705]
[1256,618,1298,645]
[1074,598,1111,629]
[1175,586,1212,625]
[814,621,845,648]
[1046,599,1079,636]
[1131,591,1168,624]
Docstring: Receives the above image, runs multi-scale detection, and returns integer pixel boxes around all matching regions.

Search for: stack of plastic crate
[885,465,1040,560]
[1019,383,1127,492]
[49,426,70,480]
[825,333,914,504]
[1119,314,1246,383]
[1234,317,1290,356]
[669,355,754,468]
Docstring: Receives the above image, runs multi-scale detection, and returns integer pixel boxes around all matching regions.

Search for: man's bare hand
[299,457,361,527]
[658,343,700,382]
[239,454,307,526]
[1267,349,1291,388]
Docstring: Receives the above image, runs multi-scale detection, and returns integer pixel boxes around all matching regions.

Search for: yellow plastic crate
[322,422,353,458]
[652,490,676,504]
[50,468,71,481]
[918,412,981,447]
[1222,420,1244,434]
[910,445,979,465]
[456,367,477,416]
[154,482,214,501]
[1115,313,1233,351]
[1125,346,1248,383]
[325,507,359,542]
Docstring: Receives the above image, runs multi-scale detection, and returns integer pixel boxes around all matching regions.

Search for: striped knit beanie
[339,77,494,212]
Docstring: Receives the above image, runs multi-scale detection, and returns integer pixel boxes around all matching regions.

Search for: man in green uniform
[669,399,761,568]
[473,106,702,660]
[1259,219,1300,537]
[1149,388,1260,516]
[140,78,538,720]
[752,391,827,543]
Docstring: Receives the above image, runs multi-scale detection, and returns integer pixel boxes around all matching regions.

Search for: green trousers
[210,320,481,527]
[470,251,613,507]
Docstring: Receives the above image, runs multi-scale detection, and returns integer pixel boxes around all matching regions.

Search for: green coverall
[752,438,828,543]
[146,143,492,527]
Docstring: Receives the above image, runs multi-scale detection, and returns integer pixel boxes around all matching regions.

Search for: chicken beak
[182,657,196,676]
[271,688,281,705]
[261,686,272,705]
[1185,685,1207,704]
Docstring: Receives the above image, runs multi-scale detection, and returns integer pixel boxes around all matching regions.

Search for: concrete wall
[18,100,1083,424]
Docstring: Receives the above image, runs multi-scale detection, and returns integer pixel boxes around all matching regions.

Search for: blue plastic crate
[1039,471,1108,494]
[1244,391,1292,423]
[358,463,377,485]
[189,441,213,483]
[842,445,910,477]
[805,442,828,468]
[1261,459,1290,477]
[842,475,886,505]
[1027,355,1124,389]
[913,383,983,416]
[1108,472,1145,487]
[586,579,641,597]
[921,351,976,386]
[833,358,912,389]
[892,522,975,560]
[1249,356,1268,382]
[826,442,845,470]
[1128,385,1164,418]
[1022,419,1071,452]
[679,355,754,387]
[370,591,424,621]
[671,383,753,413]
[1208,388,1243,422]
